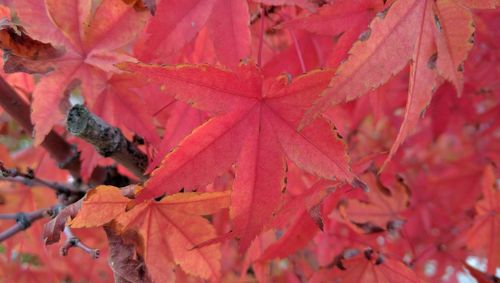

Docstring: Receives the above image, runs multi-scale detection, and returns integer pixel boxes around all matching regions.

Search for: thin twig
[0,162,73,194]
[0,207,53,242]
[60,226,100,259]
[0,176,72,193]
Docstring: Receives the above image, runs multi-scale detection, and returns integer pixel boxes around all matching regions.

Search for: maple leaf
[115,192,230,282]
[301,0,478,168]
[11,0,148,145]
[134,0,251,67]
[258,208,321,261]
[119,62,363,249]
[257,181,335,261]
[70,186,230,282]
[0,0,497,281]
[310,250,422,283]
[282,0,383,37]
[207,0,251,68]
[133,0,216,62]
[280,0,385,68]
[0,19,64,74]
[466,165,500,274]
[70,186,130,228]
[134,0,328,66]
[43,200,82,244]
[261,31,332,77]
[339,173,409,234]
[145,101,207,173]
[241,231,277,282]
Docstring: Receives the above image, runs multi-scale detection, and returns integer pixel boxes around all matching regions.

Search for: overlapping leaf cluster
[0,0,498,282]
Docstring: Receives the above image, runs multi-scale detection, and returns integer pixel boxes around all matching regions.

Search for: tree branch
[0,207,53,242]
[0,77,133,188]
[0,162,74,194]
[67,105,148,180]
[0,77,81,178]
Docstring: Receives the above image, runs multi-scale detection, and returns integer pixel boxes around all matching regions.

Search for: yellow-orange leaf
[114,191,230,282]
[70,185,130,228]
[161,191,231,215]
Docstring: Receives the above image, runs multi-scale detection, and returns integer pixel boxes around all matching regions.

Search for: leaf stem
[257,5,265,67]
[288,26,306,73]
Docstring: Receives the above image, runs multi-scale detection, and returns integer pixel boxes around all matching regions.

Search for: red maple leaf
[310,250,422,283]
[467,165,500,274]
[71,186,231,282]
[120,62,364,248]
[11,0,148,145]
[300,0,494,169]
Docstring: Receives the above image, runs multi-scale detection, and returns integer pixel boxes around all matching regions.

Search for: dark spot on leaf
[477,87,491,94]
[387,219,405,232]
[358,28,372,42]
[420,105,429,119]
[336,258,347,270]
[457,63,464,72]
[352,178,369,192]
[343,248,359,259]
[469,32,475,44]
[364,248,374,260]
[354,222,385,233]
[434,15,442,32]
[375,255,384,265]
[396,175,404,183]
[375,178,392,197]
[316,0,328,7]
[332,32,344,43]
[427,53,438,69]
[154,193,165,201]
[308,204,324,231]
[376,7,390,19]
[437,243,447,252]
